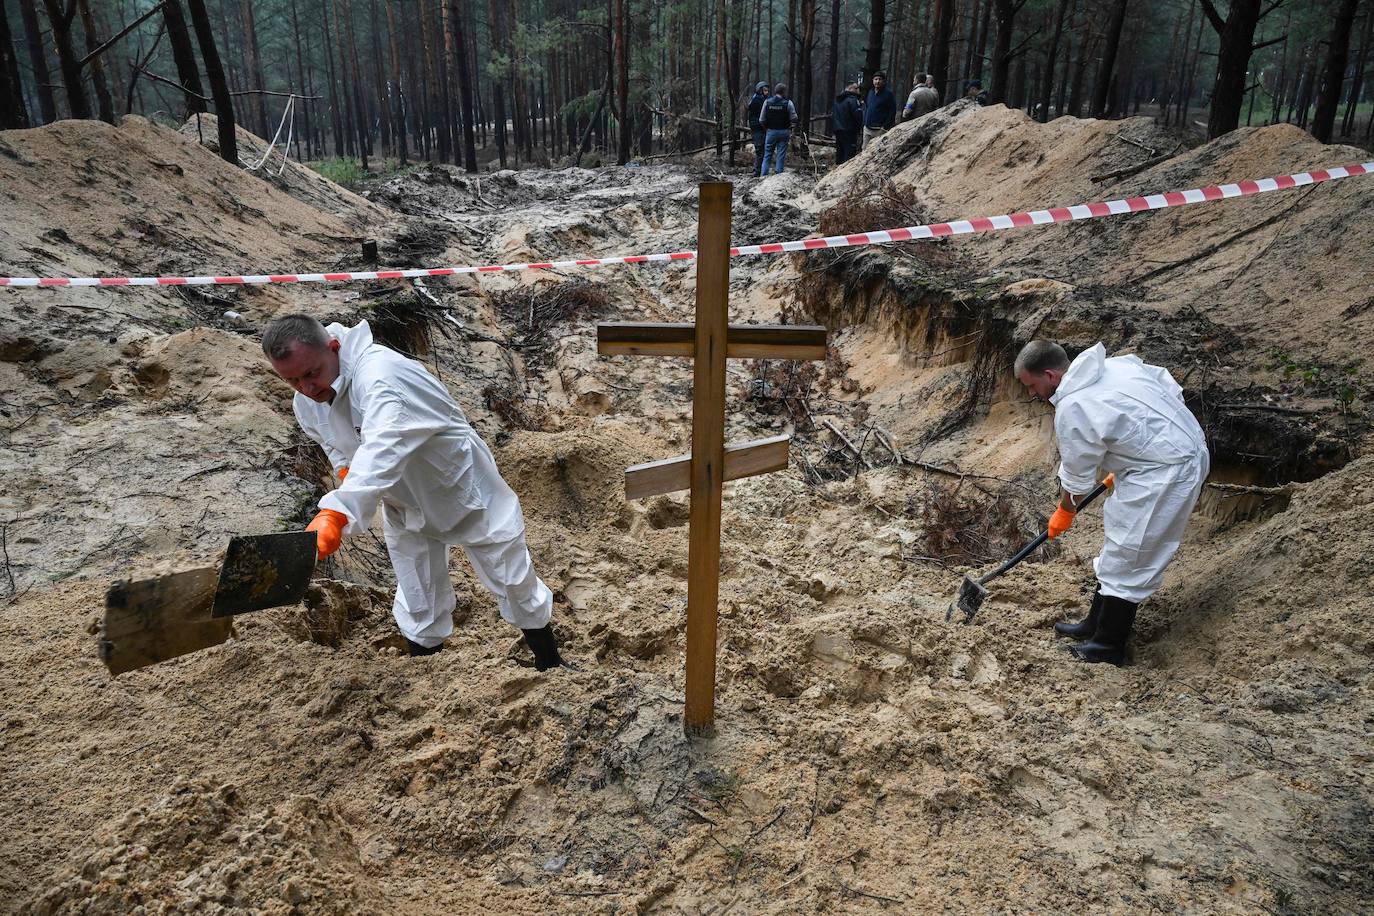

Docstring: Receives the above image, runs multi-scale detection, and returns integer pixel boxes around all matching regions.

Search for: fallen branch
[1090,142,1184,183]
[1132,186,1318,284]
[1,524,15,598]
[1204,482,1293,497]
[1111,132,1156,156]
[833,873,903,906]
[822,419,873,469]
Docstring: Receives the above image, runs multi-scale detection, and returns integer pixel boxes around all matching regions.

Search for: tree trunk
[320,0,344,156]
[238,0,269,138]
[368,0,392,155]
[340,0,369,167]
[963,0,982,79]
[72,0,113,123]
[798,0,816,132]
[162,0,205,116]
[825,0,840,131]
[1342,3,1373,136]
[928,0,955,101]
[787,0,797,90]
[447,0,477,171]
[1311,0,1360,142]
[987,0,1018,105]
[1202,0,1262,139]
[865,0,885,85]
[1037,0,1069,121]
[19,0,56,123]
[1090,0,1129,117]
[0,1,29,128]
[974,0,993,80]
[615,0,629,163]
[1068,27,1097,117]
[185,0,235,163]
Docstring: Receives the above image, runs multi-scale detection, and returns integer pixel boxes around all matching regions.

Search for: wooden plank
[684,181,732,738]
[624,435,791,499]
[597,322,828,360]
[597,322,694,357]
[725,325,828,360]
[101,568,233,675]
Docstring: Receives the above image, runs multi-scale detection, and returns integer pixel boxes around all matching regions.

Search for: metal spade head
[946,574,988,625]
[211,531,317,617]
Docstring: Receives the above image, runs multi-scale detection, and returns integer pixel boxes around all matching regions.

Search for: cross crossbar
[597,322,828,360]
[624,435,790,500]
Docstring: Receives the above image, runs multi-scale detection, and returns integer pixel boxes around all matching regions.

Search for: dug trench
[2,107,1372,914]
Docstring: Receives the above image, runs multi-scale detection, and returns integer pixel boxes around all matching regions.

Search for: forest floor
[1,104,1372,915]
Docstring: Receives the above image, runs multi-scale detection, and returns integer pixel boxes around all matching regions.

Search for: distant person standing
[965,79,989,106]
[747,82,770,177]
[832,82,864,165]
[863,71,897,146]
[903,73,940,120]
[759,83,798,176]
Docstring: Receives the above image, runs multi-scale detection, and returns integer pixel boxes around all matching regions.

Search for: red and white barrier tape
[2,161,1370,288]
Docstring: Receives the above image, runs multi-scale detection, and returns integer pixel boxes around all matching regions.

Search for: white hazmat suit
[294,321,552,648]
[1050,343,1210,603]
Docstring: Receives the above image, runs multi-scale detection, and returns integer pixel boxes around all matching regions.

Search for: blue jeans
[762,128,791,175]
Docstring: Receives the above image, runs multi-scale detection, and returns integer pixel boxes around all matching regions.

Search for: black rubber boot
[1068,595,1138,666]
[1054,586,1105,639]
[521,624,566,672]
[405,638,443,657]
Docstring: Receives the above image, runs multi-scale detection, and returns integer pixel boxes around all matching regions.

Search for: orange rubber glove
[307,509,349,560]
[1103,473,1114,490]
[337,466,349,483]
[1048,505,1076,539]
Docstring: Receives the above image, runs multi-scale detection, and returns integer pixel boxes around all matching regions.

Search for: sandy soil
[1,107,1370,914]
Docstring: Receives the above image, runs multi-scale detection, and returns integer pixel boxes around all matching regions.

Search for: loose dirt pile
[1,106,1370,915]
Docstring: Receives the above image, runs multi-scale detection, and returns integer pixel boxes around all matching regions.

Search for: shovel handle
[977,479,1110,586]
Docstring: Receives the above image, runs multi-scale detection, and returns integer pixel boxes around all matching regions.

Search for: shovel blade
[102,567,232,675]
[946,575,988,625]
[211,531,317,617]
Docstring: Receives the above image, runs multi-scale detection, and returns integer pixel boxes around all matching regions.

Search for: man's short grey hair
[1014,340,1069,376]
[262,314,330,360]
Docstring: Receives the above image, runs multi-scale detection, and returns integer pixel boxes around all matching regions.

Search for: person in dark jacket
[758,83,798,176]
[863,71,897,147]
[747,82,770,176]
[832,83,864,165]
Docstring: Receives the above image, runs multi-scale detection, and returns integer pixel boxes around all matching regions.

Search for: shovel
[101,531,316,674]
[946,479,1109,625]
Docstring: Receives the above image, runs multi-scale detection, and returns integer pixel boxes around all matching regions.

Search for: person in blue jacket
[863,71,897,147]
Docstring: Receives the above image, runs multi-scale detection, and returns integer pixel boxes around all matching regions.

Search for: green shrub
[311,157,364,188]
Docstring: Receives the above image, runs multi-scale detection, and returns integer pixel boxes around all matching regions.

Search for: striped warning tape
[2,161,1369,288]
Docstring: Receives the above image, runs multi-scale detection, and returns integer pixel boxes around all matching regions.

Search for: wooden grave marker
[597,181,827,736]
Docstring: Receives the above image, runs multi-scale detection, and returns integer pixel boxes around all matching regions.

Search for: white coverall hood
[1049,342,1210,602]
[292,321,552,646]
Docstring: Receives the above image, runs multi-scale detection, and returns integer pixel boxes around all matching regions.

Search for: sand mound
[27,781,382,914]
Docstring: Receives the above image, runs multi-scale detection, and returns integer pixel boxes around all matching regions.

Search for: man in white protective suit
[262,314,567,668]
[1014,340,1210,665]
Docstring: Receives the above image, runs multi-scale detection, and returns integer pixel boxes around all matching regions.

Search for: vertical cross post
[596,183,827,738]
[685,182,731,736]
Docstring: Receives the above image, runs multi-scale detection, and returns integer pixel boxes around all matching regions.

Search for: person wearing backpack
[758,83,798,176]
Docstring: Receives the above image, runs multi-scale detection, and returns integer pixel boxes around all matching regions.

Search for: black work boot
[1055,586,1105,639]
[521,624,567,672]
[1068,595,1138,666]
[405,638,443,657]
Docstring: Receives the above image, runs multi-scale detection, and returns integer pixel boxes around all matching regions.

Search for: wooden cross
[597,182,828,736]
